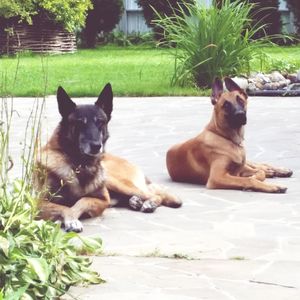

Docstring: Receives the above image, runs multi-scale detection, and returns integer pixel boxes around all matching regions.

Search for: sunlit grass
[0,45,200,97]
[0,44,300,97]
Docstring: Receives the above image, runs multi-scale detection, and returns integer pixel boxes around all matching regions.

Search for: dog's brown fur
[166,77,292,193]
[35,84,181,232]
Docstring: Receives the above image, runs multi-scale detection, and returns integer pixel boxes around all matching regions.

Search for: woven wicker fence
[0,21,76,55]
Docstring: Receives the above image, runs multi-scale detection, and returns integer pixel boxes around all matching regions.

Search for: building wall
[117,0,295,35]
[279,0,296,33]
[116,0,149,34]
[117,0,213,34]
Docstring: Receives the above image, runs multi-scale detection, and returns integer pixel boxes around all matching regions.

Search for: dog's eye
[95,118,105,128]
[237,96,245,107]
[75,118,86,127]
[223,101,232,111]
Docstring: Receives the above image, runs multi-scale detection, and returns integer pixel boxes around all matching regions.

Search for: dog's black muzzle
[89,142,102,155]
[228,110,247,129]
[79,140,103,157]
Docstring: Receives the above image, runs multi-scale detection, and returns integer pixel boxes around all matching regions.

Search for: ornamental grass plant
[154,0,280,87]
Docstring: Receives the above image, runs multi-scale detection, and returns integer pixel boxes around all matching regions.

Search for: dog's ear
[57,86,76,118]
[211,78,224,105]
[224,77,248,99]
[95,83,113,121]
[224,77,242,92]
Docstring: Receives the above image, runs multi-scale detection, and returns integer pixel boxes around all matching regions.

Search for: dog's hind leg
[106,177,150,211]
[106,177,182,213]
[103,153,182,213]
[143,183,182,212]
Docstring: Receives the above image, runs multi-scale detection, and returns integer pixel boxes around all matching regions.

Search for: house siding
[116,0,149,34]
[117,0,295,34]
[117,0,213,34]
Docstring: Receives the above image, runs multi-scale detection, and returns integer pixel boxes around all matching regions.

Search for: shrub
[154,0,275,88]
[107,31,155,46]
[81,0,124,48]
[0,0,92,31]
[136,0,195,40]
[286,0,300,34]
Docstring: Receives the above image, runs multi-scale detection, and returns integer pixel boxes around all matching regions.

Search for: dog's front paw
[64,219,83,232]
[275,168,293,178]
[271,185,287,194]
[129,195,144,211]
[141,200,158,213]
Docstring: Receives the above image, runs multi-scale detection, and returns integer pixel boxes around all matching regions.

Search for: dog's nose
[234,111,247,125]
[90,143,102,154]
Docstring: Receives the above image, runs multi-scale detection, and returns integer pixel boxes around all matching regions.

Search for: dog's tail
[147,182,182,208]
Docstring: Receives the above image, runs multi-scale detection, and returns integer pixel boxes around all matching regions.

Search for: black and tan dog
[166,77,292,193]
[35,84,181,232]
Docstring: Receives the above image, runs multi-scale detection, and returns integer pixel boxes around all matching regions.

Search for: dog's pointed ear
[211,77,224,105]
[57,86,76,118]
[224,77,242,92]
[95,83,113,121]
[224,77,248,99]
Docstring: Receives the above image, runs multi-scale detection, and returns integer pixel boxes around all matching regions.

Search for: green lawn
[0,45,199,97]
[1,45,300,97]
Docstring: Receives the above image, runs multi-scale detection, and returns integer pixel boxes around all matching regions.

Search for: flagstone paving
[9,96,300,299]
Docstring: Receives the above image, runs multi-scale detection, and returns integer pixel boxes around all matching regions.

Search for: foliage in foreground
[0,100,103,299]
[154,0,278,87]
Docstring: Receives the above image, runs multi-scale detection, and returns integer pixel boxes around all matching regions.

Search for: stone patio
[9,96,300,299]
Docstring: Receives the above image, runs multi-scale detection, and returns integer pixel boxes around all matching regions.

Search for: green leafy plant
[265,56,298,73]
[107,31,155,47]
[0,90,103,299]
[0,0,35,23]
[154,0,278,87]
[0,0,92,31]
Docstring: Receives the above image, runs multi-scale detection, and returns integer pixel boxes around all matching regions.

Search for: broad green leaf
[26,257,49,283]
[0,235,10,257]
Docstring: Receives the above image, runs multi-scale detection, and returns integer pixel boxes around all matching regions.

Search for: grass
[142,248,195,260]
[0,45,200,97]
[1,44,300,97]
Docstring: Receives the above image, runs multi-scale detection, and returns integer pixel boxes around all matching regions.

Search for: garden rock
[287,83,300,91]
[247,72,292,93]
[287,74,298,83]
[269,71,285,82]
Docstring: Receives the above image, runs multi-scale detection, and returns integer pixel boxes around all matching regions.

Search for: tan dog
[166,77,292,193]
[36,84,181,232]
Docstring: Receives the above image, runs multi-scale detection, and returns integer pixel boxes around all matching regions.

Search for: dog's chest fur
[37,149,105,205]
